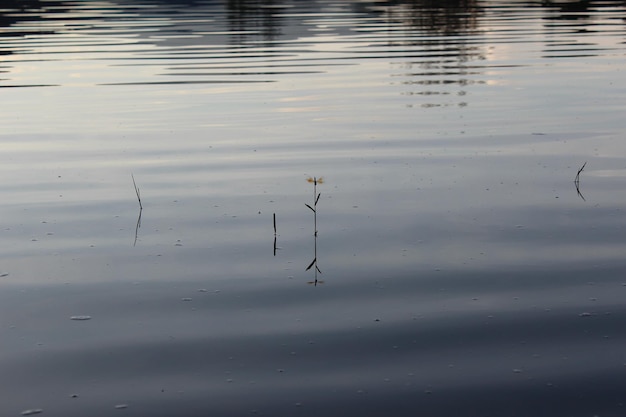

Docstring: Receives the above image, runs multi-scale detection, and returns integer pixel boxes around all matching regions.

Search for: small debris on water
[114,404,128,409]
[21,410,43,416]
[579,312,594,317]
[181,298,192,302]
[70,315,92,321]
[0,273,8,277]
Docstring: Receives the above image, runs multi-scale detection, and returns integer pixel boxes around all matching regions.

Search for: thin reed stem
[574,161,586,183]
[306,176,323,285]
[131,173,142,210]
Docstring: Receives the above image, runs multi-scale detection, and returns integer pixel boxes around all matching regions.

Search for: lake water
[2,0,626,416]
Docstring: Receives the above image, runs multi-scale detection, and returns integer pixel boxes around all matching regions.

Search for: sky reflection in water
[1,1,626,416]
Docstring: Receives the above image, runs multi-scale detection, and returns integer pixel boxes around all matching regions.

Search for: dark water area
[2,0,626,416]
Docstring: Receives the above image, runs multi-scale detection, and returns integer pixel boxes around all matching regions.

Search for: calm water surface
[2,1,626,416]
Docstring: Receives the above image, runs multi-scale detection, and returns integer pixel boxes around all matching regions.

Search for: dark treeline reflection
[359,0,481,35]
[226,0,284,43]
[0,0,64,39]
[0,0,624,91]
[369,0,483,108]
[542,0,594,19]
[2,0,624,41]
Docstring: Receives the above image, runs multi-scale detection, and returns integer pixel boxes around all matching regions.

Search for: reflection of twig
[575,180,586,201]
[134,207,142,247]
[306,177,324,286]
[574,162,586,201]
[273,213,277,256]
[132,174,143,246]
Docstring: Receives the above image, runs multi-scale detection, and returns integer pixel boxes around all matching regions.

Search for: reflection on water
[131,174,143,246]
[2,1,626,416]
[574,161,587,201]
[305,176,323,286]
[1,0,624,100]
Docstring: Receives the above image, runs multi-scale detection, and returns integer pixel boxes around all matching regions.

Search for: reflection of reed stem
[273,212,277,256]
[134,208,142,247]
[132,174,143,246]
[306,177,323,285]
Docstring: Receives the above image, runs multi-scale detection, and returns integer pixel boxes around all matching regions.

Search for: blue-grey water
[2,1,626,416]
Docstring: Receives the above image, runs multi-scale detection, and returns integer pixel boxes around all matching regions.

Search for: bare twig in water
[132,174,143,210]
[306,258,316,271]
[574,162,586,201]
[574,162,586,183]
